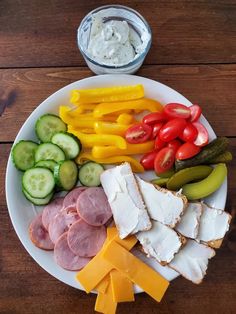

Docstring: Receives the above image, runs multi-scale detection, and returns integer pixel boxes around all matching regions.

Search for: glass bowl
[77,5,152,75]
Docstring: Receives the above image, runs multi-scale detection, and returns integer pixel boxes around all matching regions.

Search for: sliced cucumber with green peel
[11,140,38,171]
[54,160,78,190]
[35,160,57,172]
[51,132,81,159]
[35,143,65,163]
[35,114,67,142]
[23,188,53,205]
[22,167,55,198]
[78,162,104,187]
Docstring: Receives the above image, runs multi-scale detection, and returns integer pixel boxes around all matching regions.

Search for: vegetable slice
[54,160,78,190]
[51,132,81,159]
[35,143,65,163]
[35,114,67,142]
[11,140,38,171]
[78,162,104,187]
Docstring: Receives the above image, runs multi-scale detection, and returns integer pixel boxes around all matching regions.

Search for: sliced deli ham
[42,197,64,230]
[67,219,106,257]
[63,186,87,208]
[49,207,79,244]
[54,232,91,271]
[29,214,54,250]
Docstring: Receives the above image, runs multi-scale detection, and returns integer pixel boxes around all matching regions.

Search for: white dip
[87,15,149,66]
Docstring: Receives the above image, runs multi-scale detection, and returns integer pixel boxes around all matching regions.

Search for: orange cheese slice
[95,281,117,314]
[110,269,134,302]
[102,241,169,302]
[95,274,110,294]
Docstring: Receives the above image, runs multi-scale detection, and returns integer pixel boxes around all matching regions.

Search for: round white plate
[6,74,227,292]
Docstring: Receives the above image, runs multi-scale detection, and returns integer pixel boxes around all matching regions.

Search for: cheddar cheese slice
[110,269,134,302]
[76,228,137,293]
[95,274,110,294]
[102,241,170,302]
[95,281,117,314]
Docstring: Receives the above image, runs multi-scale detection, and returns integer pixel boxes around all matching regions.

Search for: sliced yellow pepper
[93,98,163,118]
[70,84,144,104]
[116,113,135,125]
[92,141,154,159]
[70,130,127,149]
[75,153,144,173]
[94,121,130,137]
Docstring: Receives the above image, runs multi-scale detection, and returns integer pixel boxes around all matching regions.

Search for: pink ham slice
[67,220,106,257]
[29,214,54,250]
[63,186,87,208]
[48,207,79,244]
[54,232,91,271]
[42,197,64,230]
[77,187,112,226]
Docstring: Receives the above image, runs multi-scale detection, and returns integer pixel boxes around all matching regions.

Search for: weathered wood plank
[1,138,236,313]
[0,64,236,141]
[0,0,236,67]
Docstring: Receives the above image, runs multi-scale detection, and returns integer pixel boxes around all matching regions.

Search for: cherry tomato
[192,122,209,146]
[159,118,187,142]
[125,123,152,144]
[164,103,191,119]
[167,139,182,153]
[154,147,175,174]
[142,112,167,125]
[154,136,166,150]
[179,122,198,142]
[140,151,158,170]
[189,104,202,122]
[176,142,201,160]
[151,122,164,139]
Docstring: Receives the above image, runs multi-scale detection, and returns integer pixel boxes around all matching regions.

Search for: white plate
[6,74,227,292]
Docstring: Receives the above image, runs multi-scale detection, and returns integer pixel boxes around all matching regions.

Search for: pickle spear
[182,163,227,200]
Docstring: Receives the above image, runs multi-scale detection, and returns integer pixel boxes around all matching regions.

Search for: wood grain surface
[1,1,236,313]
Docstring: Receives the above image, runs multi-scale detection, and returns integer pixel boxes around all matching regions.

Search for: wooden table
[1,1,236,313]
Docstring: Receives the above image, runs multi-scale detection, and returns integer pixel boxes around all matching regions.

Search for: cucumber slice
[35,143,65,163]
[11,140,38,171]
[35,160,57,172]
[23,188,53,205]
[78,162,104,187]
[51,132,81,159]
[54,160,78,190]
[22,167,55,198]
[35,114,67,142]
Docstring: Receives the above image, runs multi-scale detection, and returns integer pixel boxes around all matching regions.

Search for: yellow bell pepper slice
[70,130,127,149]
[94,121,130,137]
[92,141,154,159]
[116,113,135,125]
[70,84,144,104]
[93,98,163,118]
[75,153,144,173]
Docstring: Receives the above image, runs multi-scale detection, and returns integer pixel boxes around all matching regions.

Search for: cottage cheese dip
[87,14,150,66]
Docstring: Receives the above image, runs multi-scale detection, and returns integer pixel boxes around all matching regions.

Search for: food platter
[5,74,227,291]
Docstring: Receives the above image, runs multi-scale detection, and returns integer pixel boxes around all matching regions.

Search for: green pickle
[151,178,169,187]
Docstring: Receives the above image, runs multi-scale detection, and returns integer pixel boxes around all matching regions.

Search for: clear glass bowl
[77,5,152,75]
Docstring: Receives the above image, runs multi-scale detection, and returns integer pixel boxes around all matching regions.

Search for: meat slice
[48,207,79,244]
[169,239,215,284]
[197,203,231,248]
[175,202,202,239]
[54,232,91,271]
[42,197,64,230]
[29,214,54,250]
[63,186,87,208]
[77,187,112,226]
[136,220,183,265]
[67,220,106,257]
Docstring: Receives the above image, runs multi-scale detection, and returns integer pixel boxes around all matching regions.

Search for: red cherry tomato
[179,122,198,142]
[164,103,191,119]
[154,147,175,174]
[189,104,202,122]
[159,118,187,142]
[125,123,152,144]
[176,142,201,160]
[140,151,158,170]
[151,122,163,139]
[192,122,209,147]
[167,139,182,153]
[154,136,166,150]
[142,112,167,125]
